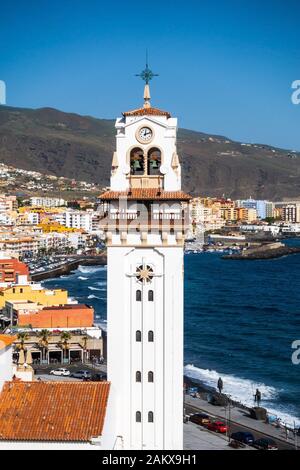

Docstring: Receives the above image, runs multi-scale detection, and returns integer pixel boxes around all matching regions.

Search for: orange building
[0,259,29,284]
[17,303,94,328]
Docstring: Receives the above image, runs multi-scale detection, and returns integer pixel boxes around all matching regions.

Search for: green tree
[80,334,89,363]
[37,329,52,362]
[59,331,72,363]
[17,332,29,351]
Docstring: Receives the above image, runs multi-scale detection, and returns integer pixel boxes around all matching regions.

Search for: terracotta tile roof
[99,189,192,201]
[0,335,17,351]
[123,107,171,118]
[0,381,110,442]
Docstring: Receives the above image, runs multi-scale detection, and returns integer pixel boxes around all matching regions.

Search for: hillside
[0,105,299,200]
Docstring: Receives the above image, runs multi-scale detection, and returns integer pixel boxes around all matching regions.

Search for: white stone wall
[107,245,183,450]
[0,345,13,392]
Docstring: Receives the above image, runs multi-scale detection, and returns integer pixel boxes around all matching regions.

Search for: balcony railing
[99,210,189,234]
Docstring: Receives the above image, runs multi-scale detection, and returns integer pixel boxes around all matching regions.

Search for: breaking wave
[88,294,101,300]
[184,364,300,427]
[78,265,106,274]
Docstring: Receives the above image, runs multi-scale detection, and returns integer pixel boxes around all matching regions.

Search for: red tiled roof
[0,381,110,442]
[99,189,192,201]
[123,107,171,118]
[0,335,16,351]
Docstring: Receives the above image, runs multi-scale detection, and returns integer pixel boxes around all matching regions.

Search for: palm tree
[59,331,72,364]
[17,332,29,351]
[80,335,89,363]
[37,329,51,363]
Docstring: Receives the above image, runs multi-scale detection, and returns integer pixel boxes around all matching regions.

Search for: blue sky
[1,0,300,150]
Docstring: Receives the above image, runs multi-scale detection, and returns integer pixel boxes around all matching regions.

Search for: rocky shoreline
[222,243,300,260]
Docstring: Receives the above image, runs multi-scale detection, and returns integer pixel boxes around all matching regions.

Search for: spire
[135,51,158,109]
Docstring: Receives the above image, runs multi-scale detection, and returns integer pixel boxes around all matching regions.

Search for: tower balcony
[99,209,190,242]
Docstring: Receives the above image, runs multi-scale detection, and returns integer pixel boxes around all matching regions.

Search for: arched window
[130,148,144,175]
[136,330,142,342]
[136,371,141,382]
[147,148,161,175]
[148,411,154,423]
[148,371,154,383]
[136,290,142,302]
[148,290,154,302]
[136,411,142,423]
[148,330,154,342]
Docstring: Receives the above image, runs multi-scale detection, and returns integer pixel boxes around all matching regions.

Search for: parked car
[206,421,228,433]
[71,370,92,379]
[230,431,254,445]
[49,368,70,376]
[189,413,211,426]
[253,438,278,450]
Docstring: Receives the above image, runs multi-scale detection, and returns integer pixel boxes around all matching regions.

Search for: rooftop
[0,335,16,350]
[0,381,110,442]
[42,304,92,311]
[123,107,171,118]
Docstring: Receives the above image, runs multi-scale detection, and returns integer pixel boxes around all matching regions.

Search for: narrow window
[148,371,154,383]
[136,411,142,423]
[148,330,154,342]
[136,371,141,382]
[136,330,141,342]
[148,411,154,423]
[148,290,154,302]
[136,290,142,302]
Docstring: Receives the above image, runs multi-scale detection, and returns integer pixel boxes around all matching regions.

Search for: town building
[0,258,29,284]
[11,330,104,365]
[15,303,94,328]
[282,204,300,223]
[30,196,66,208]
[236,198,274,220]
[0,282,68,309]
[0,195,18,213]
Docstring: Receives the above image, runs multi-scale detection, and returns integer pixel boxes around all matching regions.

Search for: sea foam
[184,364,300,427]
[78,265,106,274]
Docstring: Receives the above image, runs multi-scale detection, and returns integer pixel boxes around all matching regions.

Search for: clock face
[138,127,153,142]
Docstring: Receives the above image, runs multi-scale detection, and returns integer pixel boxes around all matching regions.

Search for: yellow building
[0,283,68,309]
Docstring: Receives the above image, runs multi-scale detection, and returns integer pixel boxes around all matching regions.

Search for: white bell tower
[100,63,191,450]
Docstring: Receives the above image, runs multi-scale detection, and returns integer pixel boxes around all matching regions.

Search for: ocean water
[44,243,300,427]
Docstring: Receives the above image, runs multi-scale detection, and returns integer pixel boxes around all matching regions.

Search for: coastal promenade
[30,254,107,281]
[185,395,298,450]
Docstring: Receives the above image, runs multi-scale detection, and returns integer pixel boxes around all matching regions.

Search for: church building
[99,62,191,450]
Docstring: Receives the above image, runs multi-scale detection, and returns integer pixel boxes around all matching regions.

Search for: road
[185,396,297,450]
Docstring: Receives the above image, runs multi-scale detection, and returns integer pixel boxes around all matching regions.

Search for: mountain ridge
[0,105,299,200]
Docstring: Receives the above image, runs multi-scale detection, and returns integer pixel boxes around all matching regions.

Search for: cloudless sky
[1,0,300,149]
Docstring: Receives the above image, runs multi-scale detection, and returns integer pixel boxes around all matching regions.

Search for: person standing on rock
[254,388,262,407]
[217,377,223,394]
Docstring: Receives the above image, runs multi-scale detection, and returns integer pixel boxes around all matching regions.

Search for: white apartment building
[282,204,300,223]
[54,210,102,234]
[30,197,66,208]
[0,195,17,213]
